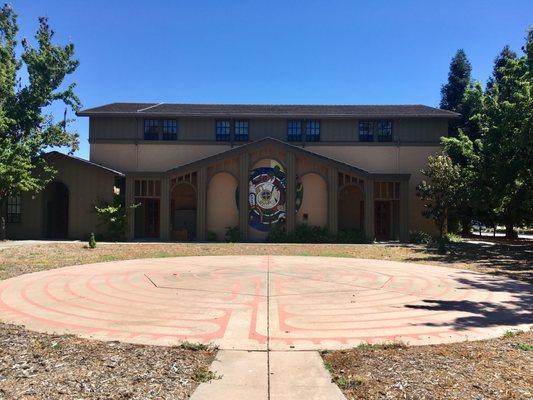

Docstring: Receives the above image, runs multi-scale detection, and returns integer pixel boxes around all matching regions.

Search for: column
[285,152,296,232]
[196,167,207,241]
[327,167,338,236]
[125,175,135,241]
[238,153,250,241]
[364,179,375,242]
[160,177,170,241]
[399,179,410,243]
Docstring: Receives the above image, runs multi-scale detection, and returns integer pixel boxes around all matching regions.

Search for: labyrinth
[0,256,531,350]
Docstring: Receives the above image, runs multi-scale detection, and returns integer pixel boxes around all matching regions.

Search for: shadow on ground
[406,272,533,331]
[405,240,533,283]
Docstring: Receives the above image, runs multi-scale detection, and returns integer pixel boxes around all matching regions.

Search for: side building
[4,103,459,242]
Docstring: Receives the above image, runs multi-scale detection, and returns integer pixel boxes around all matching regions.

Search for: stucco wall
[296,173,328,227]
[206,172,239,240]
[6,154,117,240]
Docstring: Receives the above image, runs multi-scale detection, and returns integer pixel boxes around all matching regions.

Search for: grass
[193,367,222,383]
[354,341,407,351]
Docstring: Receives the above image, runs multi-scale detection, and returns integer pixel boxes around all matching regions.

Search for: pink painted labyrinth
[0,256,531,350]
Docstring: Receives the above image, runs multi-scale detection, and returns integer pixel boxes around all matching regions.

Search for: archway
[297,173,327,227]
[338,185,364,230]
[44,182,69,239]
[207,172,238,240]
[170,183,197,241]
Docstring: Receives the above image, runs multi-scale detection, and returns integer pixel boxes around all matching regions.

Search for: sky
[9,0,533,159]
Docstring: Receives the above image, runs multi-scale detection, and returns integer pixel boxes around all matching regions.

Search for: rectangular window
[144,119,159,140]
[377,121,392,142]
[162,119,177,140]
[234,120,249,141]
[358,121,373,142]
[287,120,302,142]
[306,120,320,142]
[216,120,231,141]
[7,195,21,223]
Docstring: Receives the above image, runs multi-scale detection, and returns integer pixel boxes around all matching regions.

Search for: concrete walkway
[1,255,531,399]
[190,350,345,400]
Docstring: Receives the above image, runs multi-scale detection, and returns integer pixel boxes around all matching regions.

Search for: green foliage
[512,342,533,351]
[0,4,80,239]
[224,226,242,242]
[193,367,222,383]
[95,193,137,241]
[88,232,96,249]
[337,228,368,244]
[440,49,472,135]
[443,232,462,243]
[179,341,209,351]
[266,223,332,243]
[206,231,218,241]
[417,155,461,237]
[409,230,433,245]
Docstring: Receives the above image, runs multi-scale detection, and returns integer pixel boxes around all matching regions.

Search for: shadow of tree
[405,240,533,283]
[406,273,533,330]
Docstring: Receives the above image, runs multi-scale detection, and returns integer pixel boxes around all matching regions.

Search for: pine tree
[486,45,517,92]
[440,49,472,135]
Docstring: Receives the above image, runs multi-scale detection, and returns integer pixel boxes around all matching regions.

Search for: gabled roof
[165,137,410,181]
[46,151,124,176]
[77,102,459,119]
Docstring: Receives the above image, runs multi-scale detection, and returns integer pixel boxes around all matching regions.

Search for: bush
[224,226,242,242]
[443,232,462,243]
[337,228,368,244]
[206,231,218,241]
[95,193,138,241]
[409,230,433,245]
[267,223,332,243]
[88,232,96,249]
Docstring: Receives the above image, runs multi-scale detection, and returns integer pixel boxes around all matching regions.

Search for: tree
[0,4,80,239]
[478,29,533,238]
[440,49,472,135]
[486,45,517,92]
[417,155,462,238]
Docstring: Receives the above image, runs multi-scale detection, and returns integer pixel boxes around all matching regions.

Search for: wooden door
[142,198,160,238]
[374,201,391,241]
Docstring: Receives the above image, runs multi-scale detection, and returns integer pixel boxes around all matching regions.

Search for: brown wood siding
[89,116,448,143]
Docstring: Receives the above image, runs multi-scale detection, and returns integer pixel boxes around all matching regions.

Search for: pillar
[196,167,207,241]
[399,179,410,243]
[364,179,375,242]
[238,153,250,241]
[125,175,135,241]
[327,167,338,236]
[160,177,170,241]
[286,152,296,232]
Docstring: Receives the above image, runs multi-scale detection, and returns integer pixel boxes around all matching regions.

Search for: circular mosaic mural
[236,164,303,232]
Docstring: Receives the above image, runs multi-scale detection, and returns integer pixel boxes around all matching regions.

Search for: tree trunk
[505,223,516,239]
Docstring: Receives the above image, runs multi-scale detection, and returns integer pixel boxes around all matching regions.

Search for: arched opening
[171,183,197,241]
[44,181,69,239]
[297,173,327,227]
[207,172,238,240]
[338,185,364,231]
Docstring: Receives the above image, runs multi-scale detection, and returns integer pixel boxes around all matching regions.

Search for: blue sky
[10,0,533,159]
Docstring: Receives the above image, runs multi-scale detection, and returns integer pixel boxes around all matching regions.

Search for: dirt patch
[0,240,531,282]
[322,330,533,400]
[0,322,216,399]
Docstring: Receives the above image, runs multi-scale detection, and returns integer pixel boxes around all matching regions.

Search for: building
[5,103,459,242]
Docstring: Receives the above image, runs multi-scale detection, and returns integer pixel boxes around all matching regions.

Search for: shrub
[267,223,332,243]
[206,231,218,241]
[95,193,138,241]
[337,228,367,243]
[88,232,96,249]
[266,223,288,243]
[443,232,462,243]
[224,226,242,242]
[409,230,433,245]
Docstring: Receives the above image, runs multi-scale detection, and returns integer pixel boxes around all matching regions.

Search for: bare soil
[322,330,533,400]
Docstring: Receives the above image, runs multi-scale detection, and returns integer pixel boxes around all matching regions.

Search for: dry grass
[0,240,531,282]
[322,330,533,400]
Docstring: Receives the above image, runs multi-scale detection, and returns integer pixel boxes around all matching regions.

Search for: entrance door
[375,201,391,241]
[135,198,160,238]
[44,182,69,239]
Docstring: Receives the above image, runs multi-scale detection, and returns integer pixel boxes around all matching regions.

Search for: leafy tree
[417,155,461,238]
[0,4,80,239]
[95,192,138,241]
[478,29,533,238]
[440,49,472,135]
